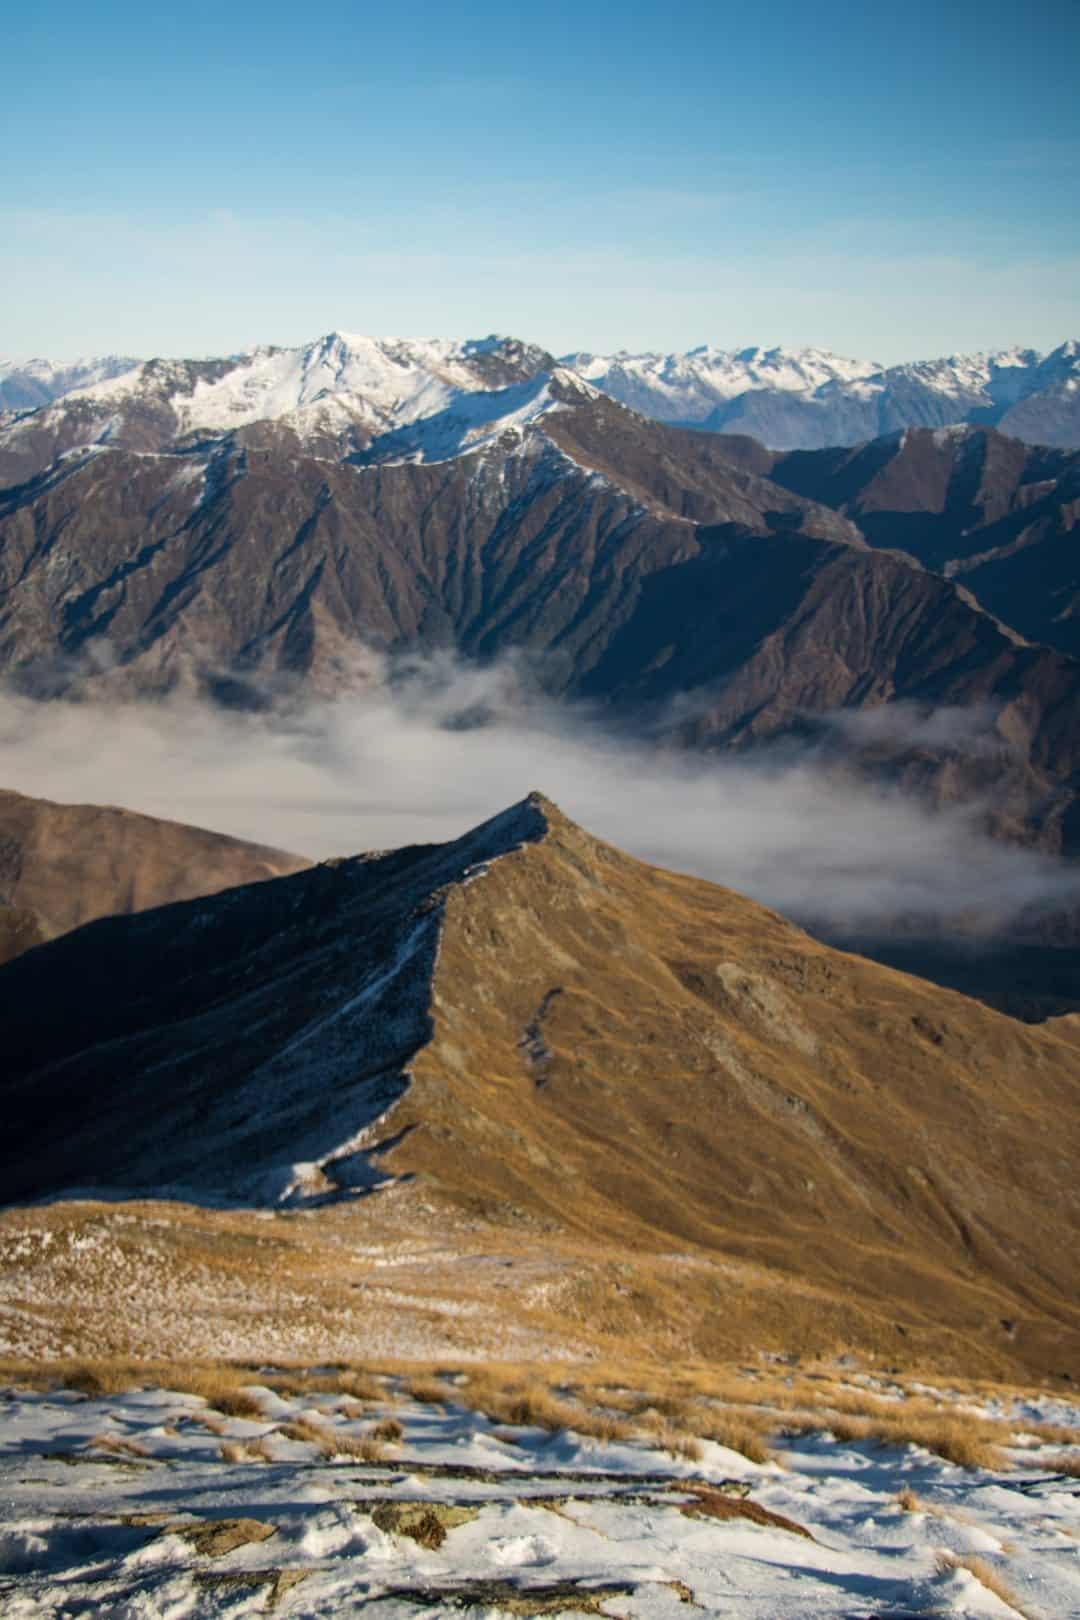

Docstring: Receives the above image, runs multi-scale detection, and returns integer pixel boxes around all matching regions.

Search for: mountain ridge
[4,333,1079,468]
[3,791,1080,1377]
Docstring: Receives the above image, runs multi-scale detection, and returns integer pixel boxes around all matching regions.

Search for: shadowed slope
[2,794,1079,1374]
[755,425,1080,660]
[0,798,549,1202]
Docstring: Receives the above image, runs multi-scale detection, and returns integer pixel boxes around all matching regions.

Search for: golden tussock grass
[403,1377,454,1407]
[272,1368,386,1402]
[666,1431,704,1463]
[936,1552,1034,1618]
[188,1410,228,1435]
[219,1434,278,1463]
[279,1417,385,1462]
[85,1433,149,1458]
[457,1373,632,1443]
[695,1413,774,1465]
[1044,1450,1080,1477]
[370,1417,405,1443]
[0,1350,1056,1475]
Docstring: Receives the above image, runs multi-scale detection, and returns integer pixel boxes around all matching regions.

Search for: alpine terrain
[3,795,1079,1383]
[3,342,1080,863]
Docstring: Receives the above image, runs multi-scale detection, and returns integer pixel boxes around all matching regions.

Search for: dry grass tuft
[1044,1450,1080,1477]
[895,1415,1004,1470]
[575,1411,633,1445]
[669,1433,704,1463]
[696,1412,774,1465]
[85,1433,149,1458]
[770,1386,1007,1469]
[189,1411,228,1436]
[458,1374,576,1433]
[218,1434,277,1464]
[682,1488,814,1541]
[897,1486,922,1512]
[936,1552,1033,1617]
[370,1417,405,1444]
[279,1418,338,1457]
[403,1378,454,1407]
[279,1417,384,1462]
[273,1368,385,1402]
[66,1363,143,1397]
[187,1381,267,1420]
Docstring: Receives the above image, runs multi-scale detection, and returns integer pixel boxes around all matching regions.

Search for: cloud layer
[2,658,1075,939]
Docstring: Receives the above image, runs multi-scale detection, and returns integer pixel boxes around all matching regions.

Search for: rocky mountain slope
[3,793,1080,1377]
[3,383,1078,852]
[722,424,1080,659]
[0,787,307,964]
[567,341,1080,450]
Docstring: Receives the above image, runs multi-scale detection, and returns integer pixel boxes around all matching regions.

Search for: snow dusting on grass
[2,1380,1078,1618]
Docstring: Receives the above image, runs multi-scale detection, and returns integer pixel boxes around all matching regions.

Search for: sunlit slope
[385,798,1080,1368]
[0,786,308,962]
[2,792,1079,1373]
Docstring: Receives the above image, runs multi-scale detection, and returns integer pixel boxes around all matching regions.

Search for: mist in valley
[2,648,1076,945]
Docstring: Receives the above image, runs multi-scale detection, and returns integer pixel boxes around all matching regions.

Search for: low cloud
[1,655,1076,940]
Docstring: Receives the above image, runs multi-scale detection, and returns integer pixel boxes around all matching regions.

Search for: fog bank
[1,660,1075,939]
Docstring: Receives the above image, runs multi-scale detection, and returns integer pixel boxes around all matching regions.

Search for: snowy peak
[566,341,1080,449]
[564,344,878,418]
[4,334,1080,477]
[0,354,141,412]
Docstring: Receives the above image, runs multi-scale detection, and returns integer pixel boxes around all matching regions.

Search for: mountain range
[2,351,1079,862]
[3,334,1079,465]
[569,341,1080,451]
[4,792,1079,1376]
[4,329,1080,1384]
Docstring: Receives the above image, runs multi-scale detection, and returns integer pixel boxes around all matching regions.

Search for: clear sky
[5,0,1079,362]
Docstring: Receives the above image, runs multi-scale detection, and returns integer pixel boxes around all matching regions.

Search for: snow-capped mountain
[563,341,1080,449]
[96,331,556,438]
[565,344,878,420]
[0,353,141,412]
[5,334,1080,477]
[0,332,562,484]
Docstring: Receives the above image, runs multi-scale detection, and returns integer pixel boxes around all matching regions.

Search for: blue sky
[5,0,1078,361]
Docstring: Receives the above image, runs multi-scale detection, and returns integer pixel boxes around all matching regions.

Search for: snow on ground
[2,1383,1078,1618]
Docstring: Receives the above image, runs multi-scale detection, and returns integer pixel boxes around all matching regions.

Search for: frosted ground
[2,1378,1078,1618]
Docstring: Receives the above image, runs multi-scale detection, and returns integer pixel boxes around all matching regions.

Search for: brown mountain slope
[747,425,1080,660]
[0,786,308,962]
[2,794,1079,1378]
[3,415,1080,850]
